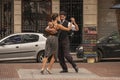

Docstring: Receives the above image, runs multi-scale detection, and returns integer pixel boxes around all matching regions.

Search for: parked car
[76,32,120,62]
[0,33,46,62]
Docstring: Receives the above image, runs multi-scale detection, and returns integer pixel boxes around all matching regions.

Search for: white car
[0,33,46,62]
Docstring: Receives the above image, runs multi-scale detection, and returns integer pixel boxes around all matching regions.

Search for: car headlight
[79,46,83,50]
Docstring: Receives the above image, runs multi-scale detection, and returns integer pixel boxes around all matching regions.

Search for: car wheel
[95,50,102,62]
[37,51,45,63]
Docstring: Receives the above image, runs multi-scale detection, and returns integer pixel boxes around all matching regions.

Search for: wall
[14,0,21,33]
[83,0,98,28]
[98,0,118,38]
[13,0,59,33]
[83,0,98,55]
[52,0,60,13]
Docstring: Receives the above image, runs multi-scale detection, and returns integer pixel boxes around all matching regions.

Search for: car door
[103,33,120,58]
[109,34,120,57]
[18,34,40,59]
[0,35,22,60]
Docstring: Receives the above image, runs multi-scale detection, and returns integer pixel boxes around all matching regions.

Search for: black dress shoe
[60,70,68,73]
[74,66,79,73]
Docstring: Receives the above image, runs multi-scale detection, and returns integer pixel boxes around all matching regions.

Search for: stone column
[14,0,21,33]
[116,0,120,34]
[83,0,98,63]
[83,0,97,28]
[52,0,60,13]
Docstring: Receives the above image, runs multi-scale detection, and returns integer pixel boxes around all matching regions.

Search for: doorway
[60,0,83,52]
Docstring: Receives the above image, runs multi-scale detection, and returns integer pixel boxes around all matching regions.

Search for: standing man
[58,11,79,73]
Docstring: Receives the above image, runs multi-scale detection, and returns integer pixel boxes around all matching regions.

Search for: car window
[3,35,22,45]
[22,34,39,43]
[109,33,120,43]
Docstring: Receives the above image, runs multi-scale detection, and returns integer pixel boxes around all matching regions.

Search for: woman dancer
[40,13,72,74]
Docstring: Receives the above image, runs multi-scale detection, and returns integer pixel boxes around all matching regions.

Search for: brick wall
[98,0,118,38]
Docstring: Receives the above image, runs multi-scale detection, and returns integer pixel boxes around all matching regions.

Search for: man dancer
[58,11,79,73]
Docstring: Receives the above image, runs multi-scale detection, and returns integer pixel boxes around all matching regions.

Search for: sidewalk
[0,68,120,80]
[0,62,120,80]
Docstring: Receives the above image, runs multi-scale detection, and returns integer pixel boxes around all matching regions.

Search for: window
[22,0,52,32]
[3,35,22,45]
[22,34,39,43]
[108,33,120,43]
[0,0,14,39]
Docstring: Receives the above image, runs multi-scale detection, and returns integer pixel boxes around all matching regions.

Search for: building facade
[0,0,119,51]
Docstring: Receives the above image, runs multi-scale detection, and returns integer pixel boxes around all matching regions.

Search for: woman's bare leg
[41,57,48,70]
[47,55,55,70]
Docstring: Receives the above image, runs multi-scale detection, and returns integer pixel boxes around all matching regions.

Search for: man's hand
[68,23,72,30]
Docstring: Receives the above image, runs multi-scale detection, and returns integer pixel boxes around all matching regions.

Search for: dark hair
[60,11,67,16]
[51,13,59,20]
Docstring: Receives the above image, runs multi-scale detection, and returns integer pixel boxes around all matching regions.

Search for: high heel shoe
[40,69,44,74]
[46,68,52,74]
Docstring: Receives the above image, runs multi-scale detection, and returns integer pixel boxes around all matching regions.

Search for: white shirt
[68,22,76,31]
[61,20,76,31]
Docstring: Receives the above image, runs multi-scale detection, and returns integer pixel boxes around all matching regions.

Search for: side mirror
[107,37,113,43]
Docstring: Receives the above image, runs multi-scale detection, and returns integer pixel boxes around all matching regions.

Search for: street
[0,0,120,80]
[0,57,120,80]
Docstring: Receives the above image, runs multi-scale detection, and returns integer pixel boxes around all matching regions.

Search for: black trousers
[58,37,76,70]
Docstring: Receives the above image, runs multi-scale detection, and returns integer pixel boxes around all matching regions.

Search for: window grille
[0,0,14,39]
[22,0,52,33]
